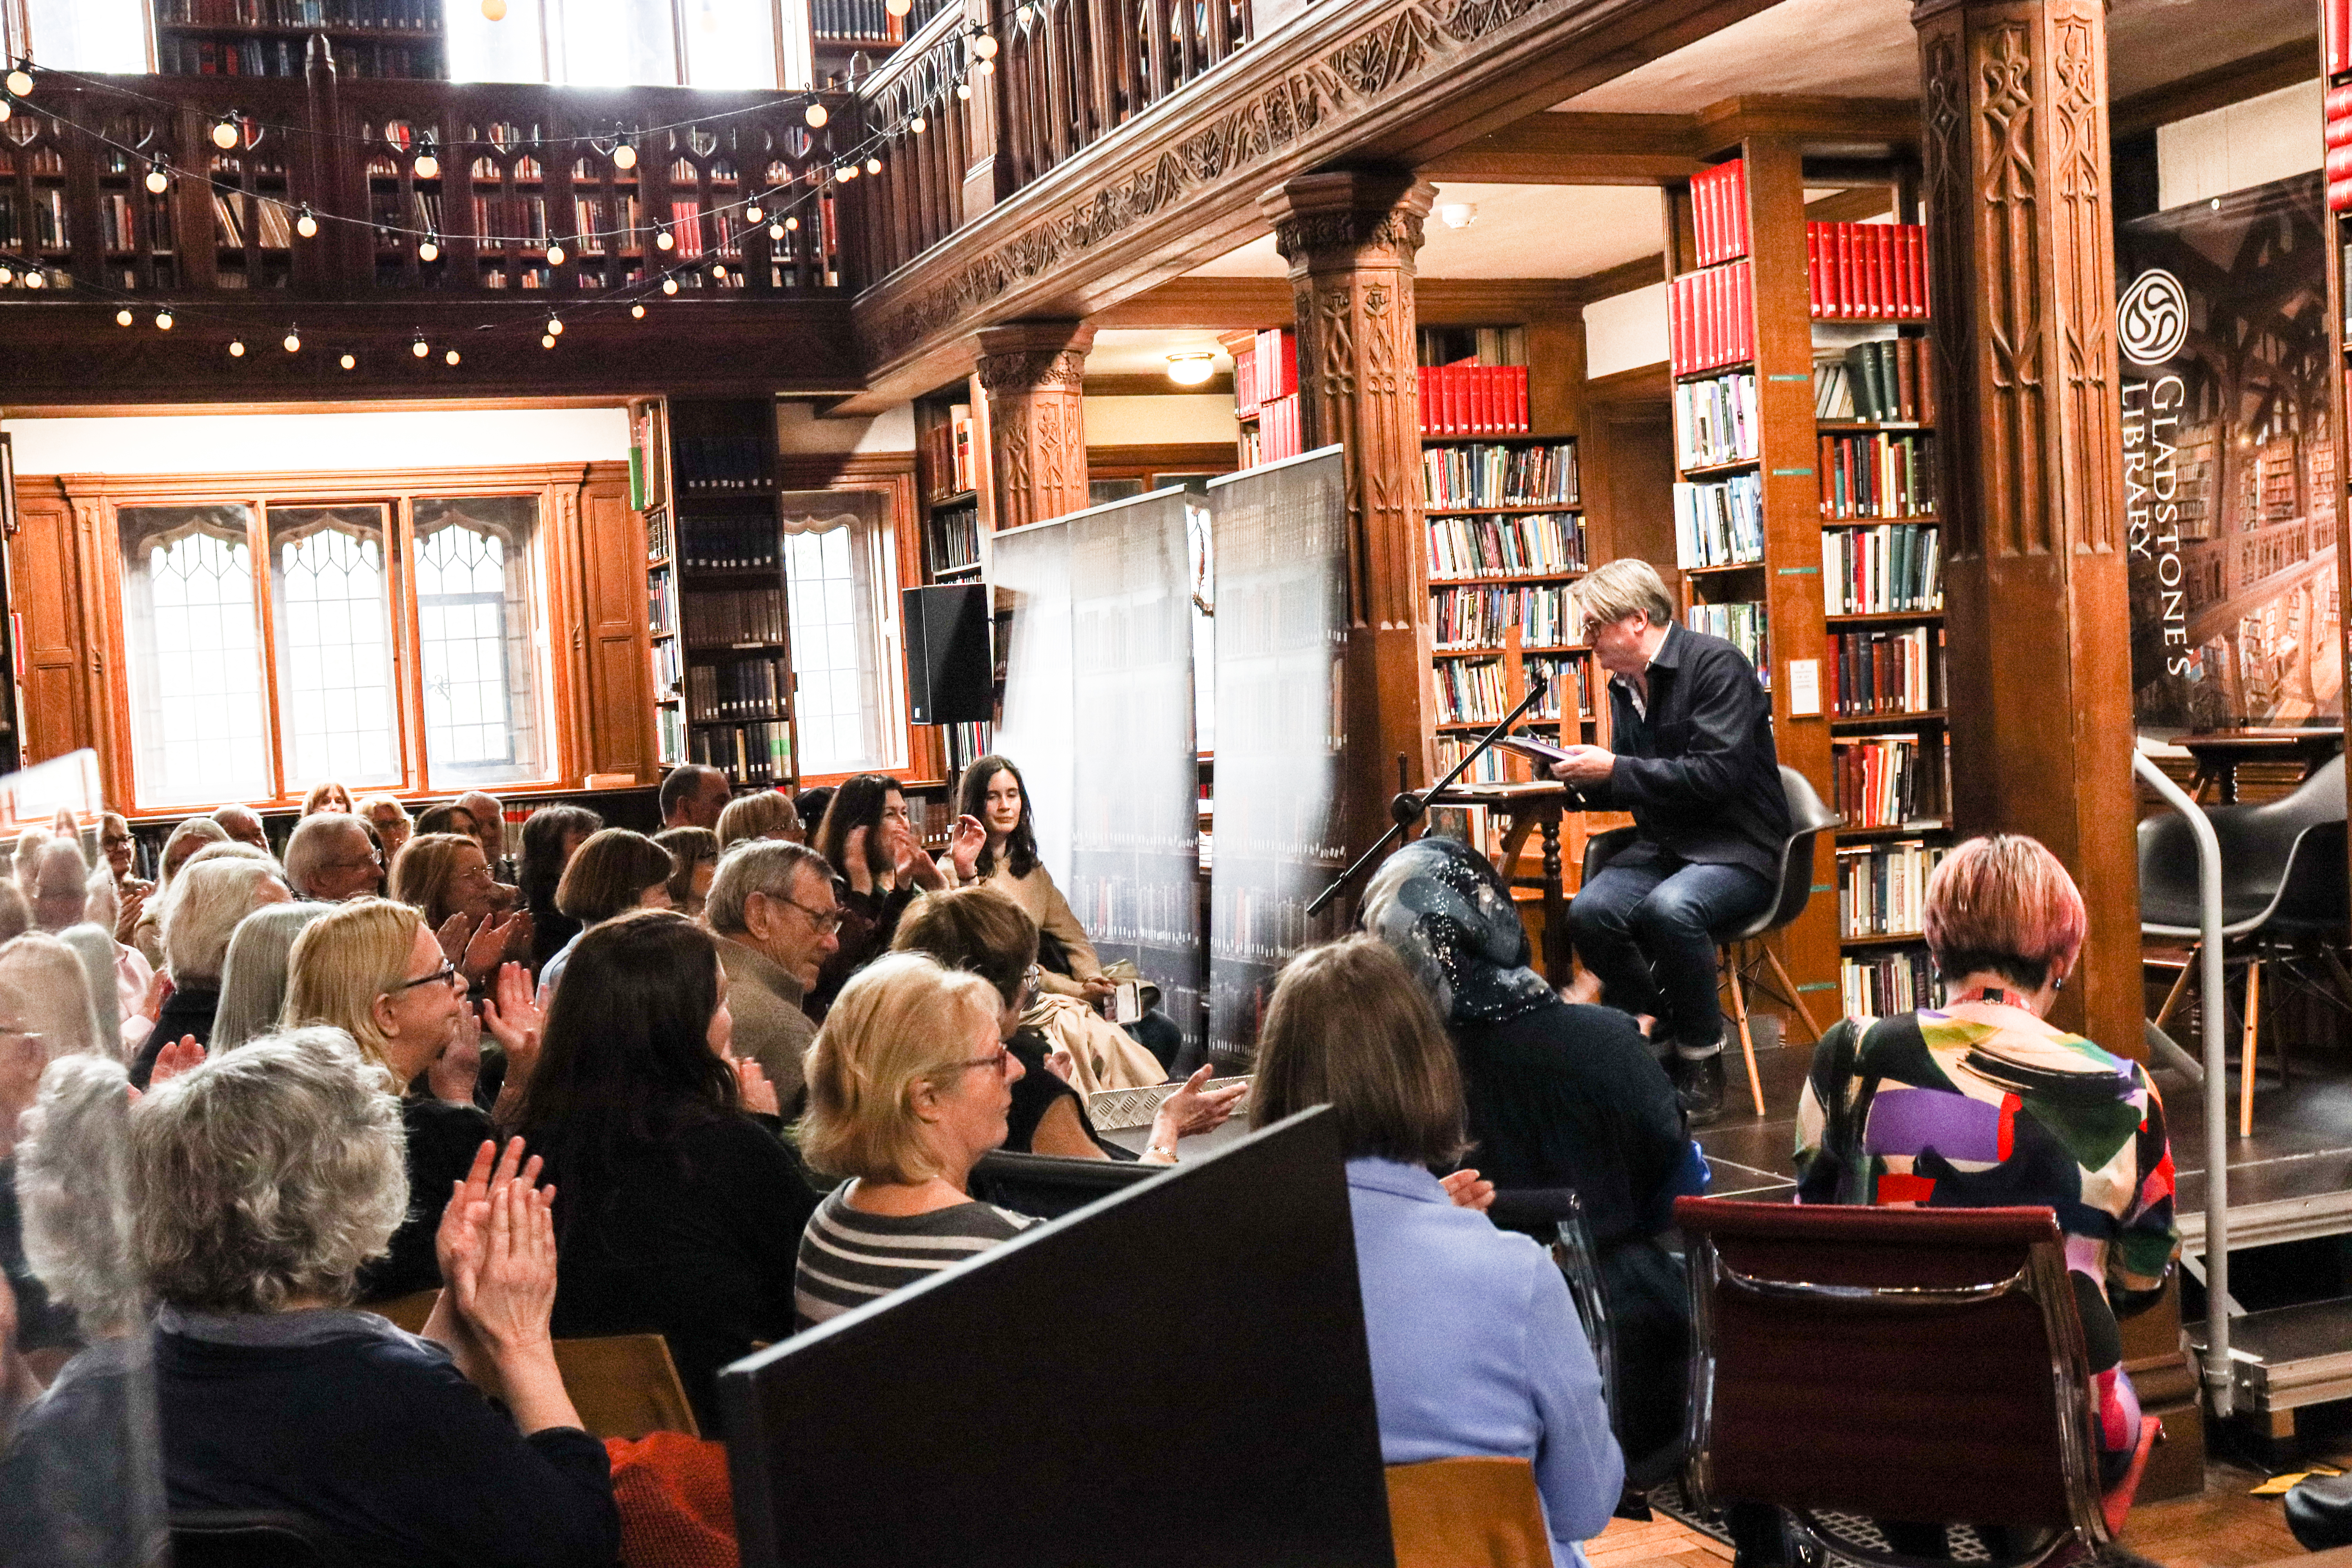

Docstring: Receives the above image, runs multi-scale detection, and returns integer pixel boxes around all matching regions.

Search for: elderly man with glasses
[704,841,841,1116]
[283,813,387,904]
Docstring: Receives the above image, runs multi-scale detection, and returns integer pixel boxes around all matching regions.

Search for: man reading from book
[1546,559,1788,1123]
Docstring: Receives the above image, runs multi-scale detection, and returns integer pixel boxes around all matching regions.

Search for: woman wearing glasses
[510,909,811,1430]
[283,897,530,1303]
[389,832,533,995]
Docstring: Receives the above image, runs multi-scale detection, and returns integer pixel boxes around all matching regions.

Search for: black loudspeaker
[901,583,993,725]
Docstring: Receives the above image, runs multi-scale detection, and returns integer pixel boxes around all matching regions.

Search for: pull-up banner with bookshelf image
[1208,449,1350,1067]
[993,490,1203,1059]
[2114,172,2339,731]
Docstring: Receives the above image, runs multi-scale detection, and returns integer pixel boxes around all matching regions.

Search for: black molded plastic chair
[1581,765,1842,1116]
[1486,1187,1613,1421]
[2140,755,2347,1136]
[967,1147,1164,1219]
[170,1511,359,1568]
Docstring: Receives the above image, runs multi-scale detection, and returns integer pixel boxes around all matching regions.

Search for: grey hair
[17,1053,143,1335]
[84,862,120,934]
[56,925,122,1060]
[30,838,89,931]
[129,1024,407,1314]
[213,903,333,1051]
[706,840,830,936]
[162,859,286,985]
[283,814,371,901]
[1577,557,1675,630]
[0,931,102,1064]
[156,818,229,890]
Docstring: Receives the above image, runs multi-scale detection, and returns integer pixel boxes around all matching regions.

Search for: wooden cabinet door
[9,492,107,780]
[576,474,655,784]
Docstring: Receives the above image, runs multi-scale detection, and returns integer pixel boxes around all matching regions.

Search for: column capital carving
[971,320,1096,394]
[1260,171,1435,269]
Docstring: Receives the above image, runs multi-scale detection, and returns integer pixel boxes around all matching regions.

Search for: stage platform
[1693,1031,2352,1258]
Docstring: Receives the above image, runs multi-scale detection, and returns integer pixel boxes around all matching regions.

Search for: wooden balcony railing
[0,59,858,299]
[848,0,1252,285]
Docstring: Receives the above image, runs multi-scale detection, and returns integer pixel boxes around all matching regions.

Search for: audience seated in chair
[130,820,229,972]
[510,909,812,1431]
[135,857,292,1085]
[808,775,949,1017]
[209,904,331,1052]
[652,828,719,921]
[388,833,531,997]
[891,884,1238,1161]
[517,806,603,973]
[530,829,674,999]
[130,1028,619,1568]
[283,815,386,904]
[1252,936,1623,1568]
[1783,833,2177,1563]
[356,797,412,871]
[301,781,355,817]
[716,789,800,851]
[793,951,1041,1330]
[704,841,837,1114]
[1362,834,1703,1480]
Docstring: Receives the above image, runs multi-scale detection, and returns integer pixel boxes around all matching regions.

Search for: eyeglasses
[769,890,844,935]
[388,960,463,995]
[100,835,132,850]
[947,1044,1014,1077]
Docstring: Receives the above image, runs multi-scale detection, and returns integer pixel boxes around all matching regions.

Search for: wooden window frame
[22,461,646,820]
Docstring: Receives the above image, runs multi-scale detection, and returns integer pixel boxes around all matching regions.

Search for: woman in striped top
[793,952,1040,1330]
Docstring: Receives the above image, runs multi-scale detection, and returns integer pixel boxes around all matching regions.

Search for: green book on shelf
[628,448,645,510]
[1844,343,1882,423]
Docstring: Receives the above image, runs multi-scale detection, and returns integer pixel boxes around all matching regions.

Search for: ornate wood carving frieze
[973,322,1095,531]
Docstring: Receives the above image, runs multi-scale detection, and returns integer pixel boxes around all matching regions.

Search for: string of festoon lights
[0,11,1000,366]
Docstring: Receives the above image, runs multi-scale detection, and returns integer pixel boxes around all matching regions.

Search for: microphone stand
[1305,670,1552,918]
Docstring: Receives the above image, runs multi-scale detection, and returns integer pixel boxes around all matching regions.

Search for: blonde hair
[798,951,1005,1185]
[388,832,479,926]
[717,790,800,850]
[283,897,423,1073]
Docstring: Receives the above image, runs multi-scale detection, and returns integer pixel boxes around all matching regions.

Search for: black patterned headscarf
[1360,835,1556,1027]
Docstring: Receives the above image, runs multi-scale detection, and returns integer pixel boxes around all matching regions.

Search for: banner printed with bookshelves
[992,490,1203,1056]
[2115,172,2339,731]
[1208,448,1351,1067]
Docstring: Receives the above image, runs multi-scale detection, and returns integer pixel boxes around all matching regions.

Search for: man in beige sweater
[705,841,839,1114]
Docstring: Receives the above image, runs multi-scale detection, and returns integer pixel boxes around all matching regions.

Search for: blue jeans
[1567,843,1773,1058]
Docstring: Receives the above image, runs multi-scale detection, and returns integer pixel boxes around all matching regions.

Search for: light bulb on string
[546,241,566,265]
[339,353,356,370]
[866,156,882,175]
[414,149,439,180]
[1016,3,1033,22]
[708,260,726,279]
[229,340,245,357]
[612,141,637,171]
[418,236,440,262]
[655,227,675,250]
[212,115,240,150]
[154,309,172,329]
[295,205,318,239]
[885,0,911,13]
[972,31,998,59]
[805,102,828,129]
[956,82,971,100]
[445,348,461,365]
[145,162,170,194]
[541,333,555,349]
[545,314,563,336]
[411,333,430,358]
[784,215,799,231]
[662,277,679,295]
[0,267,15,285]
[768,222,784,241]
[6,62,33,98]
[909,115,926,134]
[631,302,646,318]
[481,0,507,17]
[0,101,11,123]
[283,328,301,352]
[836,164,856,181]
[975,56,994,74]
[115,308,132,327]
[745,200,763,223]
[20,270,41,289]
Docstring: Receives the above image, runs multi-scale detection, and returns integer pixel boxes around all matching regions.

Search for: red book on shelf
[1838,224,1857,318]
[1734,158,1751,259]
[1864,227,1884,319]
[1896,227,1916,319]
[1509,365,1528,433]
[1705,269,1721,370]
[1485,366,1503,434]
[2330,82,2352,127]
[1694,167,1713,269]
[1471,366,1488,434]
[2329,144,2352,182]
[2330,111,2352,149]
[2333,178,2352,214]
[1450,366,1467,436]
[1667,278,1682,374]
[1709,165,1728,267]
[1739,260,1755,361]
[2332,0,2349,79]
[1806,224,1822,318]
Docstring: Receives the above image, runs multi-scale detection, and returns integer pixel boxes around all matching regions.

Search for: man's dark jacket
[1572,620,1789,884]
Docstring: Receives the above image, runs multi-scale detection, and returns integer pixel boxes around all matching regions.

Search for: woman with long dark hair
[509,909,811,1428]
[519,804,602,971]
[808,773,946,1015]
[938,754,1110,1003]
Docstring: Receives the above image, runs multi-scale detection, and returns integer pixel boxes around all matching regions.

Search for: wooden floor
[1588,1511,1735,1568]
[2116,1454,2314,1566]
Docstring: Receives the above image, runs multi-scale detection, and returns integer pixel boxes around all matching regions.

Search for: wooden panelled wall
[10,462,657,813]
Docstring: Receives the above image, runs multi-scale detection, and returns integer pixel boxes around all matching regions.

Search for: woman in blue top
[1251,935,1622,1567]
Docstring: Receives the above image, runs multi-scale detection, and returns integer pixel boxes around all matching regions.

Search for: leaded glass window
[119,506,272,807]
[269,506,400,790]
[782,490,902,775]
[414,497,548,785]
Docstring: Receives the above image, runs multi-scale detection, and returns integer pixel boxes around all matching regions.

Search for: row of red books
[1418,364,1531,436]
[2330,0,2351,82]
[1668,260,1754,377]
[1233,328,1297,419]
[1256,394,1304,464]
[1692,158,1750,269]
[2327,86,2352,212]
[1809,223,1929,320]
[920,404,977,503]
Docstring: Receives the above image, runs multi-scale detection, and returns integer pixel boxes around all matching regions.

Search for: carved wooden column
[1917,0,2201,1501]
[972,321,1094,531]
[1261,171,1437,860]
[1915,0,2136,1051]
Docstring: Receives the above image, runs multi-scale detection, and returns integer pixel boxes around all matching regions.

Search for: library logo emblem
[2118,269,2188,366]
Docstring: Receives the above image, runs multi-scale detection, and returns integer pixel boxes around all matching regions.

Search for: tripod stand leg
[1762,946,1826,1045]
[2152,944,2197,1031]
[1725,949,1766,1118]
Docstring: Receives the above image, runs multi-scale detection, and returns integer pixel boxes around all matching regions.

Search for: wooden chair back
[1385,1457,1555,1568]
[552,1333,702,1440]
[1675,1198,2105,1555]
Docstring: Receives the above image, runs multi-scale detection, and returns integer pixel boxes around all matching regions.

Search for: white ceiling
[1188,183,1665,281]
[1087,328,1235,377]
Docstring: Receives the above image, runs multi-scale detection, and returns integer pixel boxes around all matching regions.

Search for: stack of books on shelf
[643,508,673,561]
[1819,431,1936,518]
[1237,328,1300,464]
[1673,371,1759,467]
[214,192,295,249]
[647,572,679,637]
[1431,584,1581,651]
[1815,339,1936,423]
[1417,364,1531,436]
[1668,261,1754,376]
[1432,744,1511,786]
[1422,443,1579,508]
[674,436,771,492]
[688,657,789,721]
[1837,838,1944,940]
[929,503,981,574]
[921,405,977,499]
[1832,735,1932,828]
[159,0,439,24]
[678,516,779,571]
[2328,84,2352,211]
[1524,655,1589,719]
[1822,524,1943,615]
[1807,222,1929,319]
[1686,602,1768,677]
[1830,626,1938,715]
[811,0,913,41]
[1256,396,1305,464]
[650,633,681,699]
[691,721,793,786]
[682,588,785,648]
[1434,659,1506,726]
[657,705,684,767]
[1672,472,1764,568]
[629,404,669,510]
[1691,158,1751,265]
[1841,950,1942,1018]
[1427,512,1586,579]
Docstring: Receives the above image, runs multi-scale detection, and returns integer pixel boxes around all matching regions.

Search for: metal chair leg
[1724,944,1767,1118]
[1761,946,1827,1045]
[2152,942,2198,1031]
[2241,958,2261,1139]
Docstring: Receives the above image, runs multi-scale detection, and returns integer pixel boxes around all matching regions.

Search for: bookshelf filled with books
[156,0,446,79]
[638,399,801,793]
[1663,142,1946,1021]
[1229,328,1300,469]
[913,384,994,782]
[810,0,957,85]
